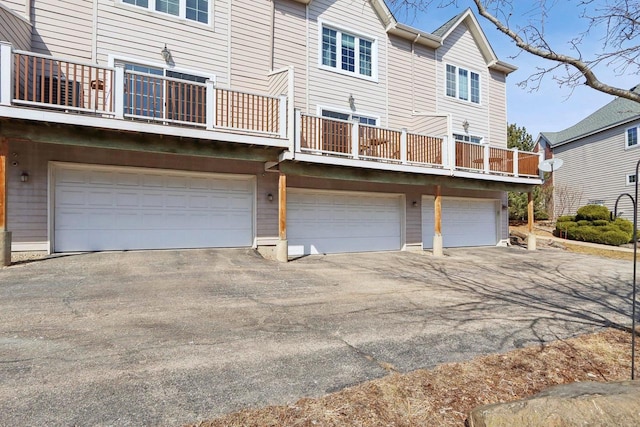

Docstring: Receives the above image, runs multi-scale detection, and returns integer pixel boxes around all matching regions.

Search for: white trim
[317,18,379,83]
[316,104,381,125]
[0,2,31,25]
[115,0,213,28]
[0,105,288,148]
[10,242,49,252]
[49,162,256,253]
[255,237,279,246]
[626,173,637,186]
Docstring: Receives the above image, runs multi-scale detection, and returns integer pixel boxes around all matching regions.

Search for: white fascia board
[0,106,290,148]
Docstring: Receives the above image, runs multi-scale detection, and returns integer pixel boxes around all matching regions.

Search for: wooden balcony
[0,44,286,141]
[295,113,541,181]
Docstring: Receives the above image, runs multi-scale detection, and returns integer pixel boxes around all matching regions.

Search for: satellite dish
[538,158,564,172]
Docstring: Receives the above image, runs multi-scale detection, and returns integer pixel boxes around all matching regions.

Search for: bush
[601,230,633,246]
[614,217,634,235]
[535,211,549,221]
[576,205,610,221]
[556,215,575,223]
[593,220,609,226]
[577,220,591,226]
[555,214,633,246]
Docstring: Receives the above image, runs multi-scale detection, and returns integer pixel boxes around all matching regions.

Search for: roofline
[489,59,518,74]
[548,116,640,149]
[387,22,442,48]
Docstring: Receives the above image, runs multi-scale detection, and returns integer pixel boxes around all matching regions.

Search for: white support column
[278,95,287,139]
[0,42,13,106]
[449,136,456,172]
[113,63,125,119]
[539,152,544,179]
[513,148,519,177]
[294,109,301,153]
[483,143,490,173]
[400,128,407,164]
[441,136,449,167]
[287,66,295,152]
[205,79,216,130]
[351,121,360,160]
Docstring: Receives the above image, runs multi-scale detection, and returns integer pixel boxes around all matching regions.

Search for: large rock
[467,380,640,427]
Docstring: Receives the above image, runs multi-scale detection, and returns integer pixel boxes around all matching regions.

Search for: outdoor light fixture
[462,120,470,133]
[161,44,172,63]
[267,193,274,202]
[20,172,29,183]
[412,201,418,207]
[348,93,356,110]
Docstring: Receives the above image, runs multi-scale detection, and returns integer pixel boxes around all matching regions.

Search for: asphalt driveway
[0,246,634,426]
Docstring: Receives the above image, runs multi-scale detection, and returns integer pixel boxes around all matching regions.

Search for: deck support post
[527,190,536,251]
[433,185,443,256]
[276,173,288,262]
[0,137,10,266]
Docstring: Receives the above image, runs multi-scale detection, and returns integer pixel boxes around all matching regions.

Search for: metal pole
[613,190,637,380]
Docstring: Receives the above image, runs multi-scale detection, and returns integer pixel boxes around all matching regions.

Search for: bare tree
[388,0,640,103]
[553,184,584,218]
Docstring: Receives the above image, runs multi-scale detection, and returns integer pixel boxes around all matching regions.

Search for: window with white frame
[627,126,639,148]
[121,0,210,24]
[321,24,376,79]
[321,109,377,125]
[123,62,208,121]
[446,64,480,104]
[453,133,483,144]
[627,174,637,186]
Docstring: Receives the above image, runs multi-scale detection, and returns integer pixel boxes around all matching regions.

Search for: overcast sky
[388,0,639,139]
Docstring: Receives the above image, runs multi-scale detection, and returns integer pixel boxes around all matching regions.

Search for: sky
[387,0,639,139]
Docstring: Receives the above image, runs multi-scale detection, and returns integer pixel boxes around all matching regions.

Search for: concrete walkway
[0,246,635,426]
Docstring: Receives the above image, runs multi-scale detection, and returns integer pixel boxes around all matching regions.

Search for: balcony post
[206,79,216,130]
[441,136,448,167]
[513,148,519,177]
[276,173,289,263]
[483,143,490,173]
[278,95,287,139]
[0,42,14,106]
[449,136,456,172]
[539,152,544,179]
[351,121,360,160]
[400,128,407,164]
[294,109,301,153]
[113,63,125,119]
[527,191,536,251]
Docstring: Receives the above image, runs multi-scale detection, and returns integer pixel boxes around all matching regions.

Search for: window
[446,64,480,104]
[453,133,483,144]
[627,126,638,148]
[121,0,209,24]
[627,174,637,186]
[123,62,208,122]
[320,23,376,79]
[321,109,377,125]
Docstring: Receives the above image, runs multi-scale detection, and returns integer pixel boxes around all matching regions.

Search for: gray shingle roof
[432,9,467,37]
[541,85,640,147]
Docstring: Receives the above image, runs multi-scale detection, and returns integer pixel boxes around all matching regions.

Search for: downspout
[227,0,232,87]
[411,33,420,115]
[269,0,275,71]
[305,3,309,113]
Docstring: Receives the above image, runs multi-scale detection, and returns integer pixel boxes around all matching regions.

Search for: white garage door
[422,197,498,248]
[288,190,402,256]
[53,163,254,252]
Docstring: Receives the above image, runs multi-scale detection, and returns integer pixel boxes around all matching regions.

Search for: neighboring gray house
[538,86,640,220]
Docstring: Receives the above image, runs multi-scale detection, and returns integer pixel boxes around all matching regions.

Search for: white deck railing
[295,112,541,179]
[0,43,287,138]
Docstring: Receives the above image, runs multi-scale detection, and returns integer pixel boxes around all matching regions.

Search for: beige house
[0,0,541,263]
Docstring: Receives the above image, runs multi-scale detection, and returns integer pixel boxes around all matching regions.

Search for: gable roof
[540,85,640,148]
[292,1,516,72]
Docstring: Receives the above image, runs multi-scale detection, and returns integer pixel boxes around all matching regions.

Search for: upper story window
[121,0,210,24]
[626,126,639,148]
[454,133,483,144]
[320,22,376,81]
[446,64,480,104]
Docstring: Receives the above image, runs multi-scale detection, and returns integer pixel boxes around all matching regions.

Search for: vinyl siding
[488,69,507,147]
[307,0,388,124]
[412,115,448,137]
[273,0,306,109]
[268,69,289,96]
[230,0,271,92]
[1,0,27,17]
[0,5,31,50]
[436,23,489,141]
[553,122,640,220]
[30,0,93,60]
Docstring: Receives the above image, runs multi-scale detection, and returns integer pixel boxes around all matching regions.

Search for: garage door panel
[288,190,402,256]
[422,197,497,248]
[54,165,254,252]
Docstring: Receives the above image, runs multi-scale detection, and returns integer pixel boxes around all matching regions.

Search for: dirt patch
[563,243,635,261]
[187,329,635,427]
